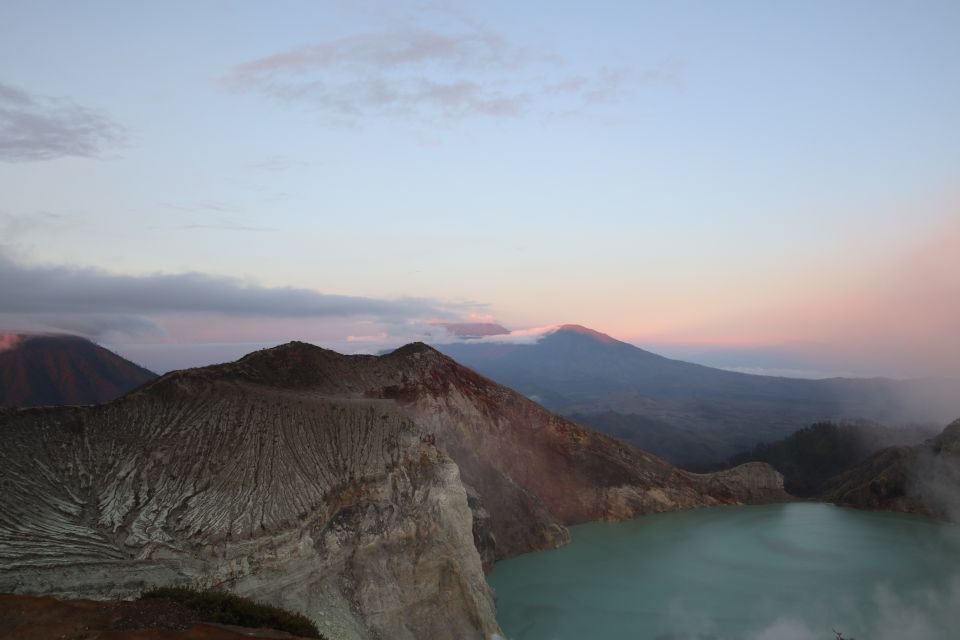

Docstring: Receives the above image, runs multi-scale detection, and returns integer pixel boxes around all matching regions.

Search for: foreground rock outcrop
[823,418,960,520]
[0,341,787,639]
[0,593,315,639]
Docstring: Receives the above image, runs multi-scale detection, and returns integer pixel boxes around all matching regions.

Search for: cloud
[545,59,683,104]
[346,332,389,343]
[0,334,22,354]
[0,250,470,339]
[424,323,564,345]
[0,210,69,241]
[227,28,514,77]
[153,201,277,231]
[178,221,277,232]
[0,313,165,342]
[428,321,509,339]
[218,23,655,121]
[0,82,123,162]
[243,156,317,172]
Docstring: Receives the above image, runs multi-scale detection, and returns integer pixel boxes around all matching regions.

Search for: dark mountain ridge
[0,333,156,407]
[720,420,940,496]
[437,325,957,465]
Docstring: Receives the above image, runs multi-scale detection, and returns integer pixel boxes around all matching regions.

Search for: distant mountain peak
[1,332,87,346]
[236,340,341,366]
[0,333,156,407]
[432,322,510,339]
[148,339,460,396]
[551,324,620,343]
[386,341,445,358]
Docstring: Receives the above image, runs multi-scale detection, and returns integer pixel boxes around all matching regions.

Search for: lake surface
[487,503,960,640]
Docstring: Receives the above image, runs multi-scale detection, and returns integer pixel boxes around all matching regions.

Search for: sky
[1,1,958,376]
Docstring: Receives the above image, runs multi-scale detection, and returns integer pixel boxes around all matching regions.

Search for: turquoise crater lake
[487,504,960,640]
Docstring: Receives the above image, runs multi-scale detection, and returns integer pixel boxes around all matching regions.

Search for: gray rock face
[464,484,497,572]
[0,382,498,640]
[699,462,790,505]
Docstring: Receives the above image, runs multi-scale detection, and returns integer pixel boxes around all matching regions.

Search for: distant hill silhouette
[721,420,939,496]
[823,417,960,520]
[0,333,156,406]
[437,325,958,465]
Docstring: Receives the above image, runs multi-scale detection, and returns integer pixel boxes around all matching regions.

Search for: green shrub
[139,586,323,638]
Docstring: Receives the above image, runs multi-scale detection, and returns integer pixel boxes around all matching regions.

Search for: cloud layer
[219,24,659,121]
[0,82,123,162]
[0,250,468,339]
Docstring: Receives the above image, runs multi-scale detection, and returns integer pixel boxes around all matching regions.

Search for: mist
[743,577,960,640]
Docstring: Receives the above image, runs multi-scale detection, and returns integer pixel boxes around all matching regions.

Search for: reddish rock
[0,334,155,407]
[0,593,315,639]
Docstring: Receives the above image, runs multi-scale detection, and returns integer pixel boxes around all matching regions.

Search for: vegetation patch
[724,421,937,496]
[139,586,323,638]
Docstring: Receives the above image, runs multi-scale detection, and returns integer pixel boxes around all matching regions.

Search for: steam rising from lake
[488,504,960,640]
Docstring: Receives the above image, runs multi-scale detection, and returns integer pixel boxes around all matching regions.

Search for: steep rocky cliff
[0,341,786,639]
[0,383,498,640]
[823,418,960,520]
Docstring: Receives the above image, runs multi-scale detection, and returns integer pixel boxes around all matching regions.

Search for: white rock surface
[0,382,499,640]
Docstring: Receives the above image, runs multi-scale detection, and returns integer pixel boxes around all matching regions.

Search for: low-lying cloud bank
[0,250,473,343]
[425,322,560,345]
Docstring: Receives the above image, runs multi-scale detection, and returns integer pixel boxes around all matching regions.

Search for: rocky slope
[0,341,786,639]
[0,386,497,639]
[823,418,960,520]
[207,341,788,559]
[0,333,156,406]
